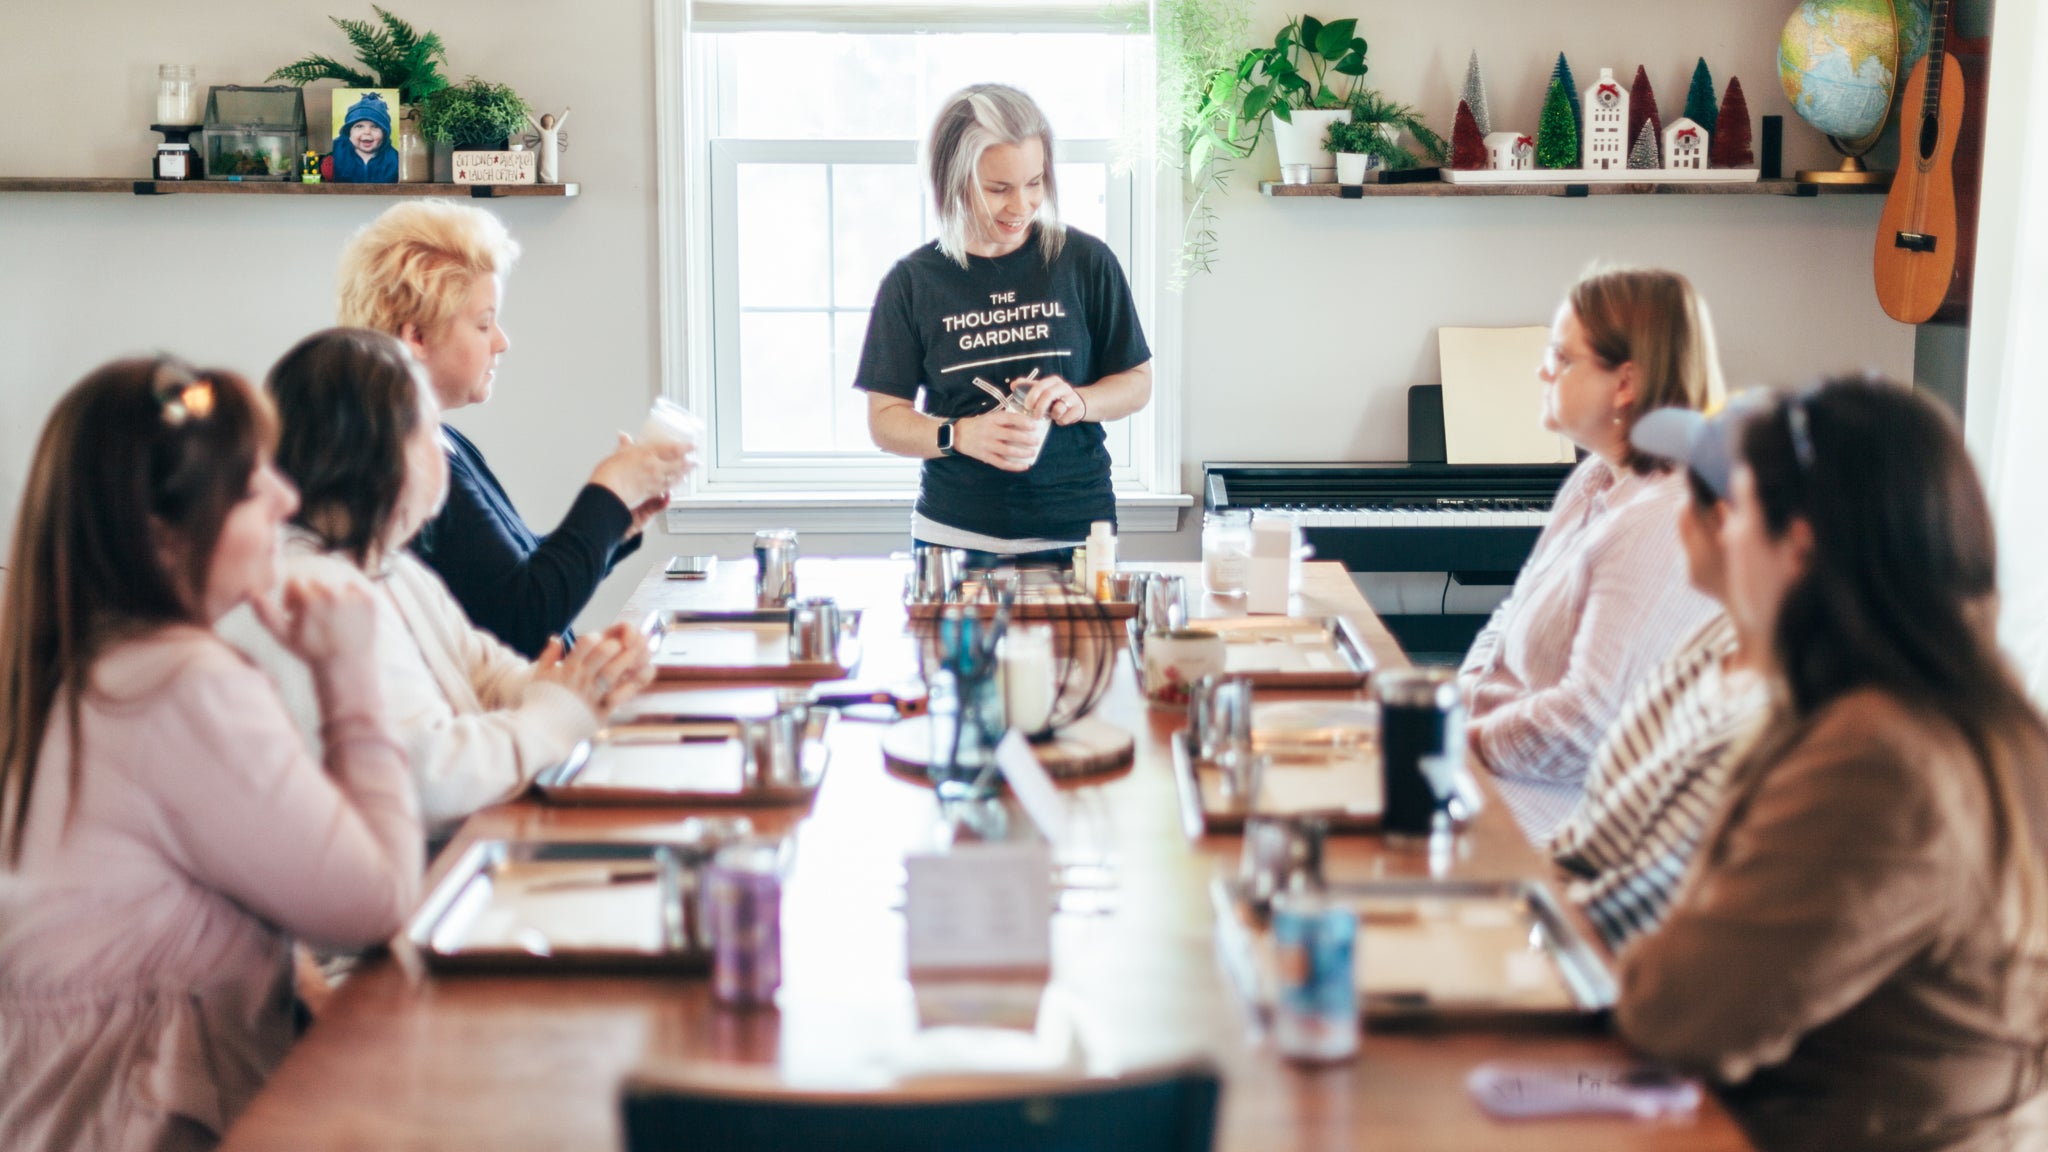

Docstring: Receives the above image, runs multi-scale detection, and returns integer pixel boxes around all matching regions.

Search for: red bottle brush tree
[1709,77,1754,168]
[1627,65,1662,157]
[1451,99,1488,169]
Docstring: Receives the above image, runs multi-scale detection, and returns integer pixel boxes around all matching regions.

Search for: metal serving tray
[533,710,832,807]
[1168,706,1384,838]
[1130,615,1374,690]
[404,828,753,975]
[1210,876,1617,1025]
[652,608,862,682]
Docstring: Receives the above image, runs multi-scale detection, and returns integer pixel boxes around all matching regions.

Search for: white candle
[1001,625,1056,736]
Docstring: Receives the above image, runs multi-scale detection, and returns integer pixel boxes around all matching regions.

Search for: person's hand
[1019,374,1087,427]
[624,491,669,540]
[253,575,378,672]
[531,624,656,718]
[590,434,692,509]
[954,409,1046,472]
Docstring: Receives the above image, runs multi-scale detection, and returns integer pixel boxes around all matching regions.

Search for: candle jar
[1202,510,1252,597]
[1000,624,1056,741]
[156,65,199,126]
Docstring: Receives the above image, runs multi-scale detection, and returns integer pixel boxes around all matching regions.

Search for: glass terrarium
[200,85,306,181]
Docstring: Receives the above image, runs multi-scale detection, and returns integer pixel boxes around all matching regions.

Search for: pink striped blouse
[1459,456,1719,841]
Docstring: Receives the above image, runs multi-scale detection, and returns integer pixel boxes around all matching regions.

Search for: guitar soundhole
[1919,116,1940,161]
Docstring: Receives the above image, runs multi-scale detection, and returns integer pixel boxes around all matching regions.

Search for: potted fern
[269,6,449,182]
[1324,91,1448,184]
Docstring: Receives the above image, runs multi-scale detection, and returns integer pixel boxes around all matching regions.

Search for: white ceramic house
[1582,68,1629,171]
[1664,117,1708,170]
[1484,131,1534,171]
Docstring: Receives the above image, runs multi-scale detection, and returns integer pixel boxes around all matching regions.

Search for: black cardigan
[411,425,640,658]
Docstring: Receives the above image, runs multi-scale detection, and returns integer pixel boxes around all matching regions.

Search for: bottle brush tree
[1550,53,1581,139]
[1710,76,1754,167]
[1460,50,1492,137]
[1683,58,1719,134]
[1627,65,1661,159]
[1628,120,1660,169]
[1536,78,1579,169]
[1451,100,1488,169]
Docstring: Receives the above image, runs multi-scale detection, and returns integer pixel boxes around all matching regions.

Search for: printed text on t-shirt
[941,290,1069,351]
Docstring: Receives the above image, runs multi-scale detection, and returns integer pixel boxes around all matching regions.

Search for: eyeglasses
[152,363,216,427]
[1542,343,1612,378]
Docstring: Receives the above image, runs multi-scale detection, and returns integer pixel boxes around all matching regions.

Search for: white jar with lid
[1202,510,1251,597]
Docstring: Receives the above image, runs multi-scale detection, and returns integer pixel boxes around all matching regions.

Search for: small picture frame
[329,88,400,183]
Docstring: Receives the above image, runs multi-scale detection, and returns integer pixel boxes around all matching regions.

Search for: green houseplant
[1234,15,1367,182]
[418,77,530,149]
[1324,90,1448,183]
[1153,0,1254,281]
[268,6,450,106]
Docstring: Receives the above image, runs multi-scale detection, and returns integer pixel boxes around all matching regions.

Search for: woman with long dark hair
[1619,376,2048,1150]
[0,359,420,1150]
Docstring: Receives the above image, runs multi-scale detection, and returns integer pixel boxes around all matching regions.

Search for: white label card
[904,841,1053,975]
[995,730,1069,846]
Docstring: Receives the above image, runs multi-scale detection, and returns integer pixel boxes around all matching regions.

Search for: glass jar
[1202,510,1251,597]
[156,64,199,126]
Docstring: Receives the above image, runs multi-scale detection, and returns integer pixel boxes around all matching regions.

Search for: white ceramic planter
[1272,108,1349,183]
[1334,152,1373,185]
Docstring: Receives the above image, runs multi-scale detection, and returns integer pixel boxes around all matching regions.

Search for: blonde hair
[925,84,1064,269]
[1569,266,1726,473]
[337,200,521,339]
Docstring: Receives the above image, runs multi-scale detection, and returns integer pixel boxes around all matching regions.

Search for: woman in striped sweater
[1546,401,1770,949]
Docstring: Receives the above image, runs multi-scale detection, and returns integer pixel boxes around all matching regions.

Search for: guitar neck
[1923,0,1952,116]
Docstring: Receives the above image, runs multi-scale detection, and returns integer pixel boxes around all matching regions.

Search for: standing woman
[337,200,690,658]
[1620,378,2048,1151]
[1458,267,1722,841]
[857,83,1152,564]
[0,359,421,1150]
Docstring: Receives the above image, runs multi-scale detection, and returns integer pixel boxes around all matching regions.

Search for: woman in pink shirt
[1458,268,1722,841]
[0,359,422,1151]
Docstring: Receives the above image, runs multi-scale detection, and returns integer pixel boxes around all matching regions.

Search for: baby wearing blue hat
[332,92,398,183]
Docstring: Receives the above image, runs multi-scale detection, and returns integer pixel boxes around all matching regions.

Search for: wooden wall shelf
[0,177,577,198]
[1260,178,1887,199]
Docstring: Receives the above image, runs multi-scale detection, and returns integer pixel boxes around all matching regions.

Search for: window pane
[1057,162,1107,242]
[833,312,875,452]
[832,164,923,308]
[923,35,1126,139]
[740,312,833,452]
[737,163,830,308]
[727,34,922,138]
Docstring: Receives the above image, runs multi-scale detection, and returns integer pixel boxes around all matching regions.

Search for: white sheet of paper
[1438,326,1576,465]
[904,841,1053,975]
[995,730,1069,846]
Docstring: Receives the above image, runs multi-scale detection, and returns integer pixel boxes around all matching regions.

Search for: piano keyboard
[1256,503,1552,530]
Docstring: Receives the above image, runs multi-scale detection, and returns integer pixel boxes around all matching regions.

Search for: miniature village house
[1583,68,1628,171]
[1664,117,1707,170]
[1485,132,1534,171]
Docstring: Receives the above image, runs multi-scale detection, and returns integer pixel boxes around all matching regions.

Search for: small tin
[753,529,798,608]
[1270,889,1359,1063]
[708,842,784,1006]
[1375,668,1463,836]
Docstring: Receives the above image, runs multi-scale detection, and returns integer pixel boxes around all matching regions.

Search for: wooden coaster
[881,715,1134,783]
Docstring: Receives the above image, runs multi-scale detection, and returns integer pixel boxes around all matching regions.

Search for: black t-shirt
[853,226,1150,543]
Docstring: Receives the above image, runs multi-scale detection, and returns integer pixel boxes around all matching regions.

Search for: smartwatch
[936,418,959,457]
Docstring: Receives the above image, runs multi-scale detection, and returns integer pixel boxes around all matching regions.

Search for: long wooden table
[220,559,1752,1152]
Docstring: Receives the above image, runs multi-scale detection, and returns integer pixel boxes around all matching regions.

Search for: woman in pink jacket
[0,358,422,1151]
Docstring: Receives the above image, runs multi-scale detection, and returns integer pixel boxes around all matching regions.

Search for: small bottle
[154,142,191,181]
[301,150,321,184]
[1087,520,1116,601]
[1070,545,1087,590]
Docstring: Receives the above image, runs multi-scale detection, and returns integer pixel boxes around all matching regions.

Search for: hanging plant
[269,6,451,106]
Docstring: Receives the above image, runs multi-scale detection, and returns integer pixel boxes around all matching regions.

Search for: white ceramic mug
[1142,628,1227,709]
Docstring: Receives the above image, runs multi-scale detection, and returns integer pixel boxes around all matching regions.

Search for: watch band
[937,418,959,456]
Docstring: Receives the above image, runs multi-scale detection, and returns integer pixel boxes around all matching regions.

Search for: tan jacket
[1618,689,2048,1152]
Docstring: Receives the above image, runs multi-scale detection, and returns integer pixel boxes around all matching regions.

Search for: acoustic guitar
[1873,0,1987,325]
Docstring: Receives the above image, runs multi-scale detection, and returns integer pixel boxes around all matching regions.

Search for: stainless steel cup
[1240,812,1325,915]
[910,545,965,604]
[1108,569,1151,609]
[1190,674,1255,764]
[740,705,806,789]
[787,597,842,663]
[754,529,798,608]
[1142,573,1189,634]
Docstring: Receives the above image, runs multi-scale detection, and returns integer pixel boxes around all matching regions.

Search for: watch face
[938,421,956,453]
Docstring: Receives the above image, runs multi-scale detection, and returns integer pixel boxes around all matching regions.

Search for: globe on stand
[1778,0,1932,183]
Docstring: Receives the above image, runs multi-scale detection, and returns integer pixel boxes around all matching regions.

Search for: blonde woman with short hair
[856,83,1152,564]
[338,200,690,658]
[1458,267,1724,841]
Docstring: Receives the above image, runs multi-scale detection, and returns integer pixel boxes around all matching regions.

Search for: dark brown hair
[1739,374,2048,951]
[1570,267,1722,473]
[267,328,424,566]
[0,358,273,864]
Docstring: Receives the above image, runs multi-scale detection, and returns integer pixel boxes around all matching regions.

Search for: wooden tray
[533,711,832,806]
[1161,616,1374,689]
[1210,877,1617,1026]
[653,608,861,682]
[406,839,732,975]
[1169,702,1383,838]
[880,714,1134,783]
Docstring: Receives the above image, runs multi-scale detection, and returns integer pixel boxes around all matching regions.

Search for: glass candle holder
[156,64,199,126]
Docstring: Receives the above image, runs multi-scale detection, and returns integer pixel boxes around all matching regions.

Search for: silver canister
[754,529,798,608]
[787,597,842,663]
[909,545,966,604]
[1190,674,1258,800]
[739,703,807,790]
[1142,573,1189,634]
[1240,814,1327,917]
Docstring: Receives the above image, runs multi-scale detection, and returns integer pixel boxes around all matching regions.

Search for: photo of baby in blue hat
[330,88,399,183]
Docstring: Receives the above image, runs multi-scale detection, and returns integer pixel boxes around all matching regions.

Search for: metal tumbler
[910,545,966,604]
[787,597,842,663]
[754,529,798,608]
[1374,668,1462,836]
[1142,573,1189,634]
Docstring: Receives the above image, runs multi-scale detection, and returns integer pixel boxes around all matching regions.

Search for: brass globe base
[1797,155,1892,186]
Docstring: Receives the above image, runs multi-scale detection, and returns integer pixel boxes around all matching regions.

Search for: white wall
[1,0,1914,633]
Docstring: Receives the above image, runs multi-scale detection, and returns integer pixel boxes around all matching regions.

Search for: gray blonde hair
[926,84,1064,269]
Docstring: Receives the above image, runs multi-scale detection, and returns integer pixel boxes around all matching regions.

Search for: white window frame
[653,0,1187,534]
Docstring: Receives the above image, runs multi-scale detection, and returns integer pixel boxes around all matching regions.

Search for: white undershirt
[911,511,1081,555]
